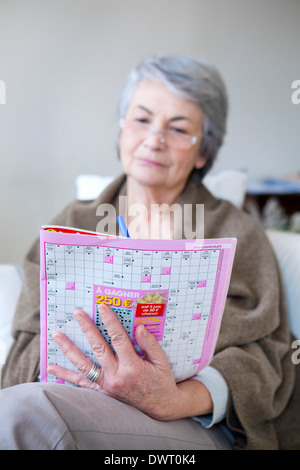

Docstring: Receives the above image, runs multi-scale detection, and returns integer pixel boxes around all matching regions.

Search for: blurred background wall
[0,0,299,264]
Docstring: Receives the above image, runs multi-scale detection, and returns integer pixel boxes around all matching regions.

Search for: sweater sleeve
[191,366,228,427]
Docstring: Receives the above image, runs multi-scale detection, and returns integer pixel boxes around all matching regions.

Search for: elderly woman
[0,56,298,450]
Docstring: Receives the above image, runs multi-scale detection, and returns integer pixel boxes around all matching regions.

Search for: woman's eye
[135,118,149,124]
[170,127,187,135]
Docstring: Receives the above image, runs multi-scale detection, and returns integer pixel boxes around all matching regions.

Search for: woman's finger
[51,331,102,377]
[135,324,171,371]
[73,309,117,372]
[49,332,102,388]
[47,363,101,390]
[51,331,91,375]
[97,304,140,367]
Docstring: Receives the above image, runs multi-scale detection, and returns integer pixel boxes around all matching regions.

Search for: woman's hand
[47,304,213,420]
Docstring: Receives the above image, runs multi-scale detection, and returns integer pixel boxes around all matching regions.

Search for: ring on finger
[85,361,101,382]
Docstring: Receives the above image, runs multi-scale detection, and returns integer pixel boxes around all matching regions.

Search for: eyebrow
[135,105,190,122]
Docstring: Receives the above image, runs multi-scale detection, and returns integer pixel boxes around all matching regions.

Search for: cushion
[203,169,247,208]
[76,174,114,201]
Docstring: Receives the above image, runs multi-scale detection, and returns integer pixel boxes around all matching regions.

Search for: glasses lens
[165,131,192,150]
[124,120,198,149]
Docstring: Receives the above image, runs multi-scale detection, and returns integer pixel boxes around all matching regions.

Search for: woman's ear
[194,154,207,170]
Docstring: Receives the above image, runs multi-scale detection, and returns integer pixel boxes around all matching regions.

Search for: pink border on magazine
[40,230,236,382]
[193,240,237,372]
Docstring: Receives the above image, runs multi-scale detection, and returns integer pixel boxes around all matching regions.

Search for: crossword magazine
[40,226,236,384]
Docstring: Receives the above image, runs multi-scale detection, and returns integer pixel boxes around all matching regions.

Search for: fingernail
[141,325,148,337]
[73,309,83,318]
[97,303,107,313]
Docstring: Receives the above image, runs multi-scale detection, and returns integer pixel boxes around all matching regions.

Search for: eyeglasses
[120,118,201,150]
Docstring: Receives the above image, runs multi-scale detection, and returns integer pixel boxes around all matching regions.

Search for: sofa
[1,171,299,388]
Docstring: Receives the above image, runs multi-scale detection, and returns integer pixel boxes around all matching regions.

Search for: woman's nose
[143,128,166,149]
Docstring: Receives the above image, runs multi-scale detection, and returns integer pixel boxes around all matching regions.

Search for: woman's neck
[126,176,187,206]
[125,176,187,239]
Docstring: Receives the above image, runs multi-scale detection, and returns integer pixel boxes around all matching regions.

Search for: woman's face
[119,80,206,193]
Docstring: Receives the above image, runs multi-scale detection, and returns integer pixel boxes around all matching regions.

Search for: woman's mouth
[136,157,167,167]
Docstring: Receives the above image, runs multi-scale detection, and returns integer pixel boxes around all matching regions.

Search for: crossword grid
[44,243,221,383]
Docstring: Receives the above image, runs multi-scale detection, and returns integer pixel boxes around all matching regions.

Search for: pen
[117,216,130,238]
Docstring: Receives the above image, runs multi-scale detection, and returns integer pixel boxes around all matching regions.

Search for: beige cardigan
[2,174,300,450]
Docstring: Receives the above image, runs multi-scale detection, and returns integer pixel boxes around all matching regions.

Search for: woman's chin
[127,169,166,187]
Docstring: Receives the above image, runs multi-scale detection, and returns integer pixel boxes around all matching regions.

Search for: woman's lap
[0,382,233,450]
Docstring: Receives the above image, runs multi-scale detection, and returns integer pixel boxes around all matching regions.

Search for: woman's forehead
[127,79,203,121]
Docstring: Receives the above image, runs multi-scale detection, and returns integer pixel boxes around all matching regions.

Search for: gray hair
[118,56,228,180]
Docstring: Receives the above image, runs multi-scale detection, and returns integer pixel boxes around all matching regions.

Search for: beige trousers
[0,382,233,450]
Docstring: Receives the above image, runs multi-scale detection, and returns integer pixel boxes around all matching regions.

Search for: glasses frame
[119,118,201,149]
